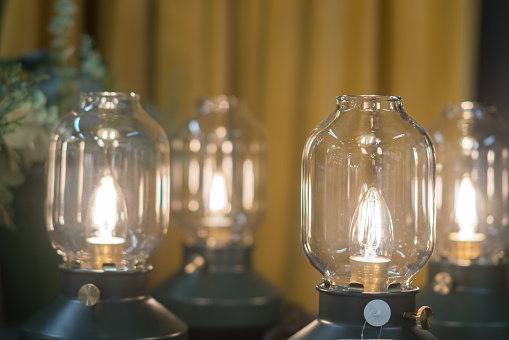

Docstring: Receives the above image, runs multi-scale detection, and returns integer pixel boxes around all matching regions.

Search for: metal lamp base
[153,244,283,340]
[417,260,509,339]
[288,284,437,340]
[18,267,188,340]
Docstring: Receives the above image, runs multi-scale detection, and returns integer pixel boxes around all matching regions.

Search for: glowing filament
[208,173,229,213]
[455,177,478,240]
[350,187,394,260]
[349,187,393,292]
[88,175,126,245]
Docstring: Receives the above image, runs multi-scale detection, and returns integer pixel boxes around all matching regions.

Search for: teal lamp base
[18,267,188,340]
[153,244,283,340]
[417,260,509,340]
[288,284,437,340]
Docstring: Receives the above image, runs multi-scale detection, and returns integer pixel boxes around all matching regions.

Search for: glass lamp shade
[46,92,170,271]
[428,102,509,265]
[170,95,267,248]
[301,95,435,292]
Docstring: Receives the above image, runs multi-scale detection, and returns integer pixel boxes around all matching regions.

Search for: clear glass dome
[428,102,509,265]
[301,95,435,292]
[46,92,170,271]
[169,95,267,248]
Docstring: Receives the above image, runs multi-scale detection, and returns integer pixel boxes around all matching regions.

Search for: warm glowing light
[349,187,393,292]
[85,174,127,270]
[350,187,393,260]
[87,175,126,245]
[454,177,479,240]
[449,176,485,264]
[201,171,233,245]
[201,172,233,229]
[209,173,229,213]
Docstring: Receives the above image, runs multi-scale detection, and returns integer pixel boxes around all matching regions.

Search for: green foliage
[48,0,78,70]
[80,34,108,84]
[0,61,42,229]
[47,0,114,116]
[48,0,79,117]
[0,62,29,137]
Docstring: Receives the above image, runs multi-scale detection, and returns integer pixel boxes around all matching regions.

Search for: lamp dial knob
[78,283,101,306]
[405,306,433,330]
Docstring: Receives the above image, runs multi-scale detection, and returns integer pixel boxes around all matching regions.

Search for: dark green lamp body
[18,267,188,340]
[417,260,509,340]
[153,243,282,340]
[288,284,437,340]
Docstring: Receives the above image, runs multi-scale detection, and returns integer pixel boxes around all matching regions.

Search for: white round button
[364,299,391,327]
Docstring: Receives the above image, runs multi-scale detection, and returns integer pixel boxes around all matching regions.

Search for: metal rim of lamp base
[417,260,509,340]
[18,267,188,340]
[288,283,438,340]
[153,243,283,340]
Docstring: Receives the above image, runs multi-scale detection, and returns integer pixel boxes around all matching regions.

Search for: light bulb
[170,95,267,248]
[448,176,486,264]
[454,177,479,240]
[200,171,233,247]
[86,174,127,270]
[207,173,230,214]
[349,187,394,292]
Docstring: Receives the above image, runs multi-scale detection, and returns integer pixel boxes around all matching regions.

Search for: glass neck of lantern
[80,92,141,113]
[442,101,495,121]
[337,95,403,113]
[197,95,238,115]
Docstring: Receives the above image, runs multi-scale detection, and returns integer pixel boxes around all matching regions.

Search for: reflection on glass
[243,160,255,210]
[188,159,200,194]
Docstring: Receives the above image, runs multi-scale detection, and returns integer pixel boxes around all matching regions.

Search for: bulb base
[447,233,485,265]
[86,242,124,270]
[349,257,390,292]
[153,243,283,340]
[288,284,437,340]
[18,267,187,340]
[417,260,509,339]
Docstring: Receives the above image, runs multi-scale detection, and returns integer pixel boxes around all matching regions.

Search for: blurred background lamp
[154,95,282,340]
[18,92,187,340]
[418,102,509,339]
[289,95,437,340]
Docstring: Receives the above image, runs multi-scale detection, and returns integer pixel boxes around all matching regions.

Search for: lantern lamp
[153,95,282,340]
[289,95,437,340]
[418,102,509,339]
[18,92,187,340]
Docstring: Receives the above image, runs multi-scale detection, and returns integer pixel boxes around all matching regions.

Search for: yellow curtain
[0,0,480,313]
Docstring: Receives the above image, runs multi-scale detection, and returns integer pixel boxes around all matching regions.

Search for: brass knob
[78,284,100,306]
[404,306,433,330]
